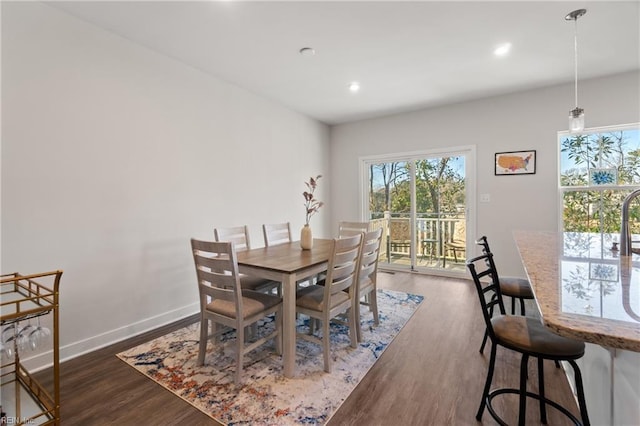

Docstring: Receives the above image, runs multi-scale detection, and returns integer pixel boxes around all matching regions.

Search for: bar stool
[476,236,535,353]
[477,236,534,314]
[466,252,590,426]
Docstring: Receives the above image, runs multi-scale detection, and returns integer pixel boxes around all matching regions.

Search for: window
[558,124,640,323]
[559,123,640,235]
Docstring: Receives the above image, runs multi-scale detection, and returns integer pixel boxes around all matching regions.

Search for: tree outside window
[560,126,640,234]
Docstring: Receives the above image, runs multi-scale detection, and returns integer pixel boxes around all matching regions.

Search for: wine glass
[28,317,51,350]
[1,324,18,358]
[17,323,35,351]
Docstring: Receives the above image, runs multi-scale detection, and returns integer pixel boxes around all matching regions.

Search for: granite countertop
[513,230,640,352]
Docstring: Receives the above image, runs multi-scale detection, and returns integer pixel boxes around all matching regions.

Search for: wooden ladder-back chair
[191,238,282,385]
[295,233,364,373]
[214,225,280,294]
[262,222,292,247]
[354,228,383,342]
[263,222,307,291]
[466,253,590,426]
[338,221,369,237]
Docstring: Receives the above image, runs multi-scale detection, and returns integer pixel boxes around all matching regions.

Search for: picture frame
[495,150,536,175]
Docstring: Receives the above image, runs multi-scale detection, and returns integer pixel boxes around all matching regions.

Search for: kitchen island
[514,230,639,425]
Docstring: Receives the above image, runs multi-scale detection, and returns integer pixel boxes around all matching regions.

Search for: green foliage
[561,128,640,234]
[369,157,465,216]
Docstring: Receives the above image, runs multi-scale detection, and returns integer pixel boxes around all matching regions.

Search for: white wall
[1,2,330,366]
[330,71,640,276]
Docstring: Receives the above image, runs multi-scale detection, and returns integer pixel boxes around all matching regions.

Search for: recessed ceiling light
[299,47,315,57]
[494,43,512,57]
[349,82,360,93]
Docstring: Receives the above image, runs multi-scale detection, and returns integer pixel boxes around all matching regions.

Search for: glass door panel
[366,154,467,273]
[368,161,412,268]
[415,156,466,271]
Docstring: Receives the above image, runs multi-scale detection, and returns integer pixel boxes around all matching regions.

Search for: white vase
[300,224,313,250]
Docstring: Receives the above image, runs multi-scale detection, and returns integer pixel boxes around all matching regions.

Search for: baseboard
[19,302,199,372]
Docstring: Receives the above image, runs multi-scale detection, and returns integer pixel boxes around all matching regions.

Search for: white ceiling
[48,1,640,125]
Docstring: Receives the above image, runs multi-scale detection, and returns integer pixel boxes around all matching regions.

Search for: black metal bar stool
[476,236,535,353]
[466,252,590,426]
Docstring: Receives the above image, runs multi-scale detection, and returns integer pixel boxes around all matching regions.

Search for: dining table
[235,238,333,378]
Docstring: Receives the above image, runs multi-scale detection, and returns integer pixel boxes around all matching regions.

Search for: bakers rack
[1,271,62,425]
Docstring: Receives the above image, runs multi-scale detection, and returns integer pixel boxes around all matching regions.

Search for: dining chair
[190,238,282,385]
[295,233,363,373]
[214,225,280,294]
[262,221,309,291]
[475,235,535,354]
[443,240,466,266]
[338,221,369,237]
[314,220,367,285]
[466,252,590,426]
[262,222,292,247]
[354,228,383,342]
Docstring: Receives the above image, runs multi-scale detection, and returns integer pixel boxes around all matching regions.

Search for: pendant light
[566,9,587,133]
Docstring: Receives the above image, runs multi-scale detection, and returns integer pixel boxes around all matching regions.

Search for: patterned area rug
[117,289,423,425]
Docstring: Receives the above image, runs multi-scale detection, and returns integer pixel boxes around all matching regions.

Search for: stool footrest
[486,388,583,426]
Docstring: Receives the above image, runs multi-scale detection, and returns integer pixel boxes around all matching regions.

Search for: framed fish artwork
[495,150,536,175]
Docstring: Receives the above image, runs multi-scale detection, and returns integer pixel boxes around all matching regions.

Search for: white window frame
[358,145,476,276]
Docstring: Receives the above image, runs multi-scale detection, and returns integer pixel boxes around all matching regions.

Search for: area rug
[117,289,423,425]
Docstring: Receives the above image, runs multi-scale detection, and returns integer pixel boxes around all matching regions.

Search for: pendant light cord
[574,17,579,109]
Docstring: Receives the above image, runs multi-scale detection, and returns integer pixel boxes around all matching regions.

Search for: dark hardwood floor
[53,272,582,425]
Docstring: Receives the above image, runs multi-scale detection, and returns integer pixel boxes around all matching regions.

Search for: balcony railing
[369,212,466,267]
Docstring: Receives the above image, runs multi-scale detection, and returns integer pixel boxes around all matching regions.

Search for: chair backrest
[338,221,369,237]
[262,222,292,247]
[214,225,251,252]
[360,228,383,284]
[476,235,501,274]
[476,235,491,254]
[191,238,242,314]
[466,253,506,340]
[324,233,364,305]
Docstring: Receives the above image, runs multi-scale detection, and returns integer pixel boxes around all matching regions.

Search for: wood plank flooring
[52,272,582,425]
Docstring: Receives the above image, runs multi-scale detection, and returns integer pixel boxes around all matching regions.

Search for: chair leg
[235,324,244,385]
[537,357,548,424]
[322,319,331,373]
[370,290,379,326]
[348,308,358,349]
[247,324,257,342]
[309,316,316,335]
[354,299,363,343]
[197,317,208,366]
[275,310,282,355]
[476,341,497,421]
[518,354,530,426]
[568,359,591,426]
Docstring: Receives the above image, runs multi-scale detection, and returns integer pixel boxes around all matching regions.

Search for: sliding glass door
[362,147,475,274]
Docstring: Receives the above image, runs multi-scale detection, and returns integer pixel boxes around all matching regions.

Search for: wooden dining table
[235,238,333,378]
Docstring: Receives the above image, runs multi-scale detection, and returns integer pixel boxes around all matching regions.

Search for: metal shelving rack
[1,271,62,425]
